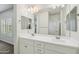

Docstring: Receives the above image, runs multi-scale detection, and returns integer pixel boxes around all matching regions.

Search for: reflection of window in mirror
[1,18,12,34]
[1,19,6,34]
[21,16,32,29]
[66,7,77,32]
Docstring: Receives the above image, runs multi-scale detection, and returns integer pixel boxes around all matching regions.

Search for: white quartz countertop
[19,33,79,48]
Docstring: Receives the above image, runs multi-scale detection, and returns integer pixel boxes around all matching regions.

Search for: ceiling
[26,4,50,9]
[0,4,13,13]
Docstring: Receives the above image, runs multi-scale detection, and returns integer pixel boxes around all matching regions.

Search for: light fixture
[27,4,65,13]
[27,6,40,14]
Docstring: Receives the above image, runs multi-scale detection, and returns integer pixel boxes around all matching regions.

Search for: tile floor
[0,40,14,54]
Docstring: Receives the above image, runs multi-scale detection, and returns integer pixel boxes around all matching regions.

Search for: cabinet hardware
[24,46,28,48]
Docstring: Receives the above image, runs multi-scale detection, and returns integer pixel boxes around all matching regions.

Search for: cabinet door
[19,43,34,54]
[45,43,77,54]
[19,38,34,54]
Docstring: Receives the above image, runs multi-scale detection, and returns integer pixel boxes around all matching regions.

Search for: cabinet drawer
[19,38,34,54]
[34,47,44,54]
[45,43,77,54]
[45,50,60,54]
[34,41,44,48]
[19,38,34,45]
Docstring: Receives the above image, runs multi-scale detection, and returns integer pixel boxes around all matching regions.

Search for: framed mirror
[66,7,77,32]
[34,6,64,37]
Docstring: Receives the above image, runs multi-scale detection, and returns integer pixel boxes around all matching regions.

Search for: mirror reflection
[34,5,65,36]
[21,16,32,29]
[20,4,78,38]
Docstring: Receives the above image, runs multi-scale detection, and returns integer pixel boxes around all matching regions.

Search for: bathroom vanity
[18,34,79,54]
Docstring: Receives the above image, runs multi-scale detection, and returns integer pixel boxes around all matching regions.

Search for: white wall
[14,4,34,53]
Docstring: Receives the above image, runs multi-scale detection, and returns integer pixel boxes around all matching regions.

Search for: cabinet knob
[24,46,28,48]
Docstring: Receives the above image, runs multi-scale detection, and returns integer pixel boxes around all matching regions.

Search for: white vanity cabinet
[19,38,79,54]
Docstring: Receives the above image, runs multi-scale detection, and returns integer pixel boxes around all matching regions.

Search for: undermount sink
[52,38,65,43]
